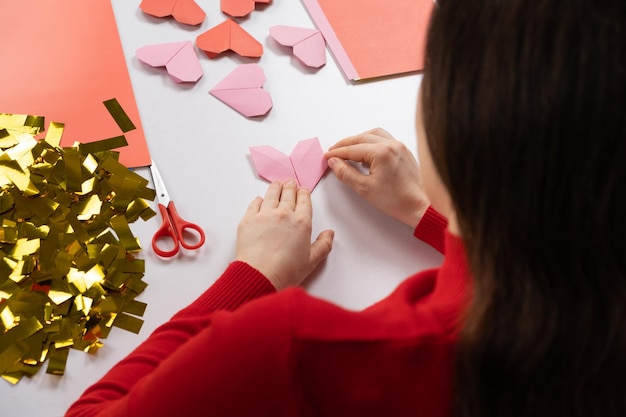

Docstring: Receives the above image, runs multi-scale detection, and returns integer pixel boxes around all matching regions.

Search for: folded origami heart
[221,0,271,18]
[139,0,205,26]
[136,41,203,83]
[250,137,328,191]
[269,25,326,68]
[209,64,272,118]
[196,19,263,59]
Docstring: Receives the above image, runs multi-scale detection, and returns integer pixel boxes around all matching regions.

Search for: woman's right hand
[324,128,430,230]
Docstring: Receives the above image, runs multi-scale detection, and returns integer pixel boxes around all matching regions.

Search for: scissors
[150,160,206,257]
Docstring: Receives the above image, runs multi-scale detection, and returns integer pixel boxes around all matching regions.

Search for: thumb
[327,157,363,189]
[308,229,334,269]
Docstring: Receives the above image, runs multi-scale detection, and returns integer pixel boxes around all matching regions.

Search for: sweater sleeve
[65,261,277,417]
[414,206,448,253]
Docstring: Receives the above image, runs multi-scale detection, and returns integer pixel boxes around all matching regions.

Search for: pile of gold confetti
[0,99,155,384]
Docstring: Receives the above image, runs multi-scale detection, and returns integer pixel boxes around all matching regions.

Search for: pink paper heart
[250,137,328,191]
[209,64,272,118]
[269,25,326,68]
[136,41,203,83]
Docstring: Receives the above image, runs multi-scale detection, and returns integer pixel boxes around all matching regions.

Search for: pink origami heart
[136,41,203,83]
[209,64,272,118]
[250,137,328,191]
[269,25,326,68]
[140,0,205,26]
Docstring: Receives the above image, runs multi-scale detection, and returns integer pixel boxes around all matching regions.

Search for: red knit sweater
[66,207,470,417]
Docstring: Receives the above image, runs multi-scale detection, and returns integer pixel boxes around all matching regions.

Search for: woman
[66,0,625,416]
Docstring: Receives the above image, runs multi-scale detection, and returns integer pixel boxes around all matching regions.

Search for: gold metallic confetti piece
[75,194,102,221]
[23,115,45,134]
[82,154,98,174]
[125,276,148,295]
[79,135,128,155]
[126,198,156,223]
[0,130,19,149]
[54,339,74,349]
[44,122,64,147]
[103,98,136,133]
[47,290,73,306]
[46,346,69,375]
[63,147,83,192]
[1,371,22,385]
[122,299,147,317]
[108,215,141,252]
[111,312,143,334]
[0,305,17,332]
[0,343,27,375]
[79,177,96,195]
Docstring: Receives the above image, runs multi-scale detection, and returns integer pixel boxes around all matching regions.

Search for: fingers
[278,179,298,210]
[326,157,366,191]
[259,179,303,211]
[309,229,335,267]
[295,185,312,217]
[325,142,377,164]
[245,196,263,214]
[261,181,283,209]
[327,128,395,151]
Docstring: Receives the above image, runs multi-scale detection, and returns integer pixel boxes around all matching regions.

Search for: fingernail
[286,179,296,185]
[327,157,338,168]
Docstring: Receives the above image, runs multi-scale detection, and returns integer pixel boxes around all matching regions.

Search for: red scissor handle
[167,201,205,250]
[152,202,205,257]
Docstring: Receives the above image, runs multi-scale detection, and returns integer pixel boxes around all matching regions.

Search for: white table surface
[2,1,443,415]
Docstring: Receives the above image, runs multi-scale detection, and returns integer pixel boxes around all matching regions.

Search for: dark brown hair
[421,1,626,416]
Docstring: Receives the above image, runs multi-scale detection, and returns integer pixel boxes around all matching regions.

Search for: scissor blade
[150,160,171,207]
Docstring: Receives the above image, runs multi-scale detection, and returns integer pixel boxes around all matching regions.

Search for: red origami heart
[139,0,205,26]
[196,19,263,59]
[221,0,271,18]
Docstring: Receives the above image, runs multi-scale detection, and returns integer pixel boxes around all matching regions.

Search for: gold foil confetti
[103,98,136,133]
[0,102,156,384]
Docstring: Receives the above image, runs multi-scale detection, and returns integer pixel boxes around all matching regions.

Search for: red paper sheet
[302,0,434,81]
[0,0,151,168]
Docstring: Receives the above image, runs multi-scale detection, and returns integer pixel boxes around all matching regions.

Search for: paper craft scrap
[209,64,272,118]
[269,25,326,68]
[140,0,206,25]
[196,19,263,59]
[0,111,156,385]
[137,41,203,83]
[250,137,328,191]
[0,0,151,168]
[221,0,271,18]
[302,0,434,80]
